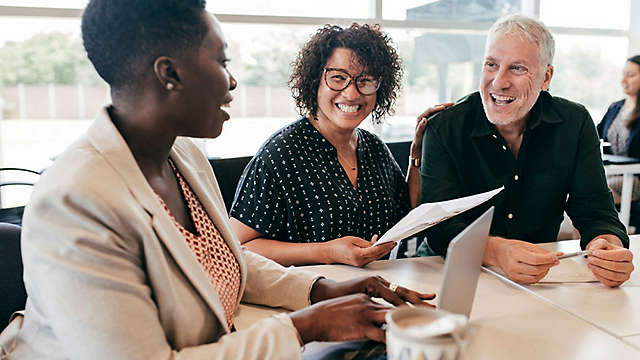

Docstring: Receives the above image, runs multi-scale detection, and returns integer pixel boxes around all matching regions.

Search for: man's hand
[586,236,634,287]
[322,235,395,267]
[485,236,561,284]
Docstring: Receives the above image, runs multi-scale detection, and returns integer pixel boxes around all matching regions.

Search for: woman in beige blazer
[0,1,435,359]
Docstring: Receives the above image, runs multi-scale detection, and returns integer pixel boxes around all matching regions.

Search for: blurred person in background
[597,55,640,204]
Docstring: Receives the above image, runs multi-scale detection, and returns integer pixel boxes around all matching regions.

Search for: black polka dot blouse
[230,117,410,243]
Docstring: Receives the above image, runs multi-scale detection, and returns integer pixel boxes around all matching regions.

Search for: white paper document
[489,258,598,283]
[540,259,598,283]
[373,187,504,246]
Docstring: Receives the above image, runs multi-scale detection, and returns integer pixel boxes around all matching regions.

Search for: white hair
[487,14,555,67]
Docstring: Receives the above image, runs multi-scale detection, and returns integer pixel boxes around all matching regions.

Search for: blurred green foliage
[0,32,101,86]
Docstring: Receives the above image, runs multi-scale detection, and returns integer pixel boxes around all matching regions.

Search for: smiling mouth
[219,101,232,120]
[336,103,361,113]
[490,93,516,105]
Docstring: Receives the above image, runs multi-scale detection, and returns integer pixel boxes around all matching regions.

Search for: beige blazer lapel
[170,139,249,302]
[85,108,231,332]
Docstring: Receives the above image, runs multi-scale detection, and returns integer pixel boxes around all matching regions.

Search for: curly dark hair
[289,23,403,123]
[81,0,208,89]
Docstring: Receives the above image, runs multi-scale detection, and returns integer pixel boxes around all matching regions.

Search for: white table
[234,238,640,359]
[521,236,640,348]
[604,163,640,229]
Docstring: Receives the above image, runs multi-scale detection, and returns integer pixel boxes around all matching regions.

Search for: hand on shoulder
[410,102,455,159]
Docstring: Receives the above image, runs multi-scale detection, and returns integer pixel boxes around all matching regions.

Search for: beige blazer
[0,108,319,360]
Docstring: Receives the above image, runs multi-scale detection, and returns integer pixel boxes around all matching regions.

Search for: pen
[557,249,592,260]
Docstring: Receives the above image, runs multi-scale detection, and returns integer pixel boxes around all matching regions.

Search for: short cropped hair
[289,23,403,123]
[81,0,208,89]
[487,14,555,67]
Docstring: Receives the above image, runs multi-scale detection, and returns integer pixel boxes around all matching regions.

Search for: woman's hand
[410,102,454,160]
[292,277,436,344]
[310,276,436,307]
[322,235,395,267]
[290,294,390,343]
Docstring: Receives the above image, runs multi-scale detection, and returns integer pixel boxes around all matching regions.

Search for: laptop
[437,206,494,317]
[303,207,494,359]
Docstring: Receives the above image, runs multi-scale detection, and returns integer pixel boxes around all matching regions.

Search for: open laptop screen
[437,206,494,317]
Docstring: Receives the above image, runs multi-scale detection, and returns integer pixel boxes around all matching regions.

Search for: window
[383,0,520,22]
[0,15,103,207]
[551,34,628,121]
[208,1,373,18]
[0,1,637,195]
[0,1,87,8]
[379,28,484,141]
[540,0,630,30]
[205,23,316,158]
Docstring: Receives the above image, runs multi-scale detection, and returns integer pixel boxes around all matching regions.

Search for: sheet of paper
[488,257,597,283]
[540,258,598,283]
[373,186,504,246]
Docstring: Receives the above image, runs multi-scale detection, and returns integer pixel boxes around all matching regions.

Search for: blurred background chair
[386,141,411,173]
[208,156,253,213]
[0,167,41,226]
[0,222,26,330]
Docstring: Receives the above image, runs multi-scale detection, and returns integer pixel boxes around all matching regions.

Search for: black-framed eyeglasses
[323,68,381,96]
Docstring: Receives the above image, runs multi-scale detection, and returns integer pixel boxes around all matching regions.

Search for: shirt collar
[470,91,562,137]
[303,116,362,152]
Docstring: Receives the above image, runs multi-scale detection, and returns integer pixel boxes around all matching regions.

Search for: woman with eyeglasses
[0,3,436,359]
[230,24,450,267]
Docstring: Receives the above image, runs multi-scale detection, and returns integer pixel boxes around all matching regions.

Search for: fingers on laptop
[362,276,436,307]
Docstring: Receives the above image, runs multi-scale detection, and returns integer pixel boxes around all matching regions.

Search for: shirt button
[507,213,514,219]
[492,134,498,139]
[514,175,519,181]
[502,145,507,151]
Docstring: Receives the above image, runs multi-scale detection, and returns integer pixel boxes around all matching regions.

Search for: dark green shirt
[420,91,629,256]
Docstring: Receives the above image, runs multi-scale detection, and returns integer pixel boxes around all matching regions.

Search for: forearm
[407,163,421,209]
[483,236,508,266]
[568,111,629,249]
[242,249,320,310]
[244,238,330,266]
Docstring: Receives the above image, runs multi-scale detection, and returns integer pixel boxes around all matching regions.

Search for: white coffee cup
[386,306,468,360]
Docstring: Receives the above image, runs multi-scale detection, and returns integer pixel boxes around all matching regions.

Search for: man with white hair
[418,14,634,286]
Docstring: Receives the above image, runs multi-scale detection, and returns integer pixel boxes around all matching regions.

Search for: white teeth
[491,94,515,102]
[337,104,359,113]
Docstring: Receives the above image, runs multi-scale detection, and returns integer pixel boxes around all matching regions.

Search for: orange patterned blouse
[157,159,241,330]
